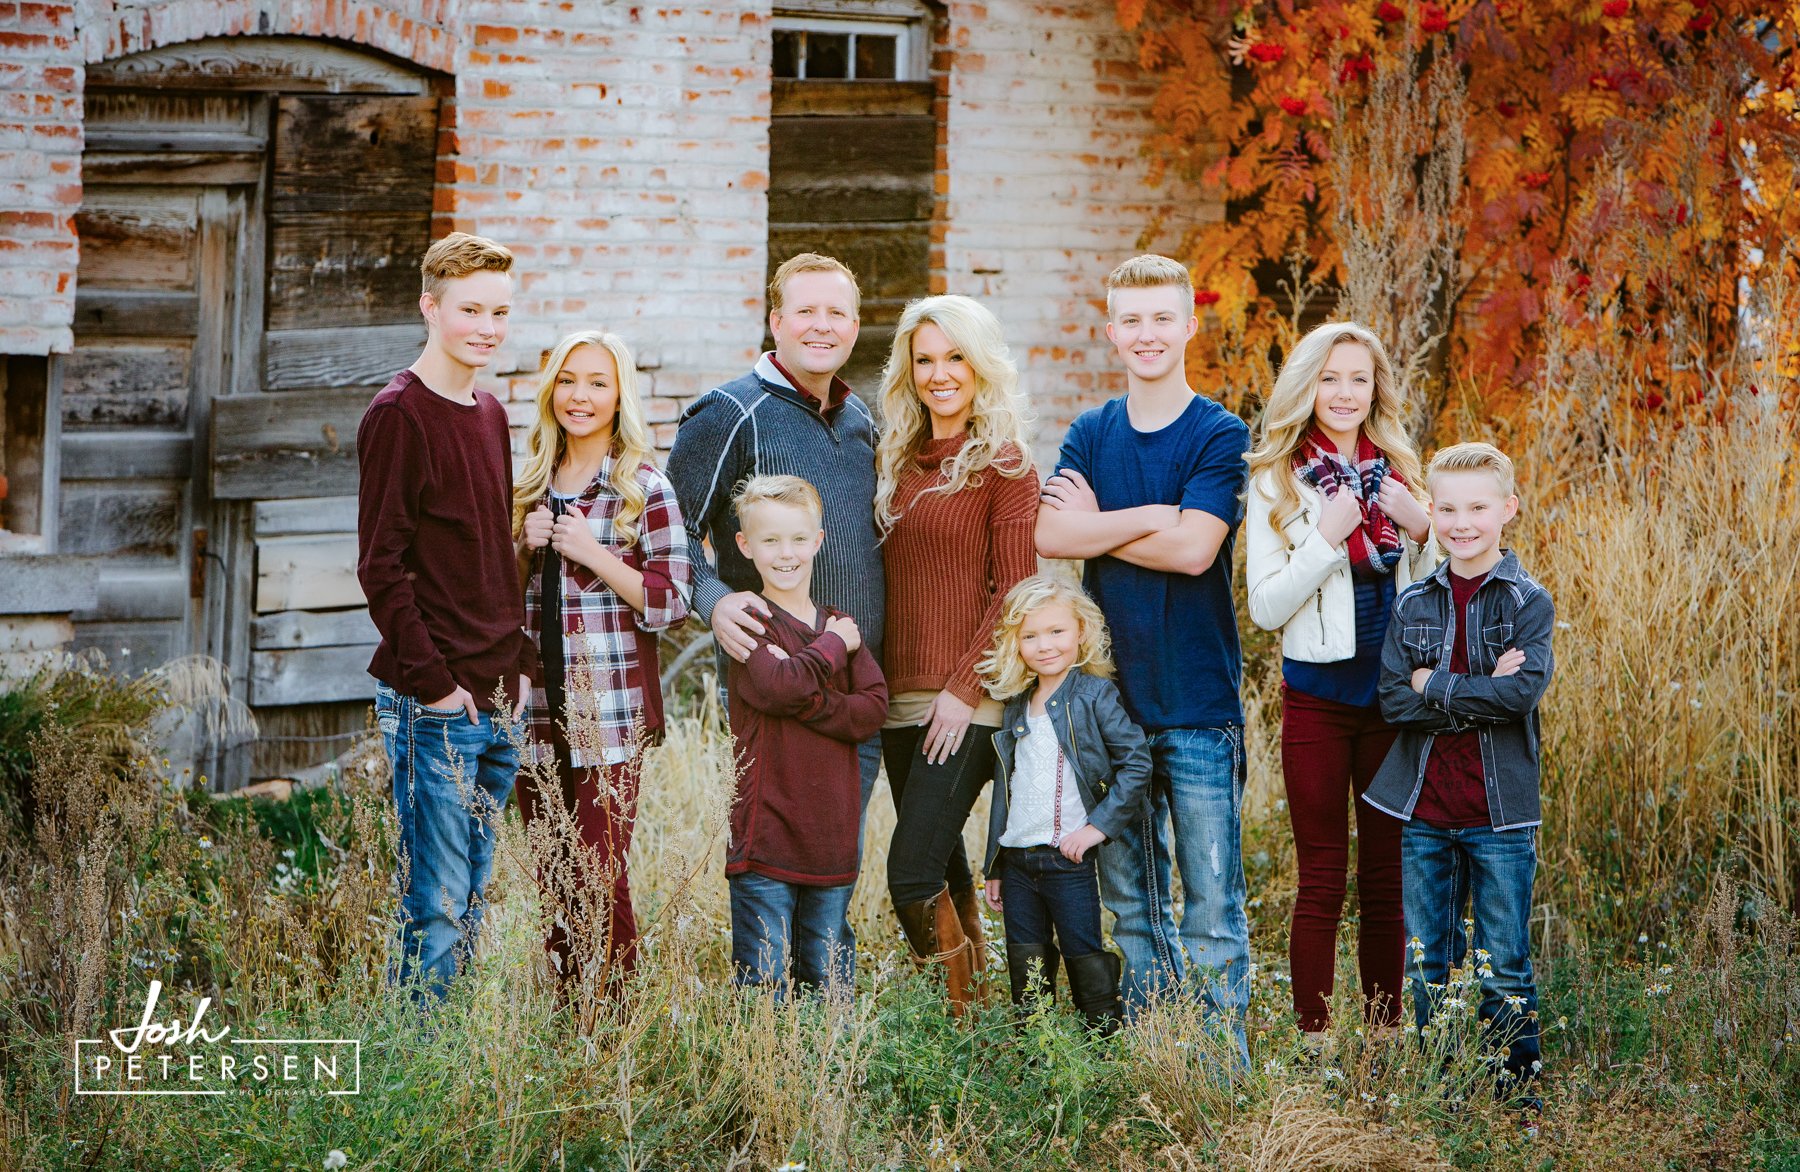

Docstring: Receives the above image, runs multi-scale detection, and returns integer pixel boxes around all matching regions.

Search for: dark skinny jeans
[882,722,997,907]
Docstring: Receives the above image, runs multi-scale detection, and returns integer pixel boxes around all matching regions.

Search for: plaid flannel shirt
[522,456,693,768]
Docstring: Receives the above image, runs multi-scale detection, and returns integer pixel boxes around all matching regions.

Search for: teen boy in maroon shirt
[357,232,538,997]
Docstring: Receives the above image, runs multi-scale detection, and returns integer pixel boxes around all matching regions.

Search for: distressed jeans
[1098,726,1250,1048]
[376,683,518,999]
[1402,821,1542,1087]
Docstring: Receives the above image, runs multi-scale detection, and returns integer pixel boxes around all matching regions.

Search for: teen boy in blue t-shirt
[1037,255,1252,1048]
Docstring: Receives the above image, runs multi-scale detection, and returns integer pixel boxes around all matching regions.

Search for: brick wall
[0,0,80,357]
[937,0,1218,464]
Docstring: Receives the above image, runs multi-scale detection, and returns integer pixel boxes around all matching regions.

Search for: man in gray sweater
[666,252,886,980]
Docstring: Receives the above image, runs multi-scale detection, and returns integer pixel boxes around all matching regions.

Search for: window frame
[771,14,923,82]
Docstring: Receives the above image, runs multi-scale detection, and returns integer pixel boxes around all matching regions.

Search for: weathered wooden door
[66,91,260,674]
[69,39,442,787]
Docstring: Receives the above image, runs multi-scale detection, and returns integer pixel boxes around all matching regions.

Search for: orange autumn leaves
[1118,0,1800,418]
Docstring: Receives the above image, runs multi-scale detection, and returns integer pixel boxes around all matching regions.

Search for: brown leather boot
[894,884,976,1017]
[950,885,994,1003]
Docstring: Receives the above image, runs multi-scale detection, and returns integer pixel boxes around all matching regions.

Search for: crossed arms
[1034,467,1231,577]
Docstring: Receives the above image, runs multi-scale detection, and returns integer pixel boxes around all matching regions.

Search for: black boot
[1064,951,1125,1037]
[1006,943,1059,1008]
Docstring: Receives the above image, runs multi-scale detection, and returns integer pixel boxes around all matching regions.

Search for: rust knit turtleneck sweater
[881,433,1040,706]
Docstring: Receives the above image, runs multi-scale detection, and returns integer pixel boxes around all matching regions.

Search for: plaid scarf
[1293,425,1406,579]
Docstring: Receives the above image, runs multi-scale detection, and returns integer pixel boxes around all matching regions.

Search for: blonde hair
[873,295,1035,532]
[769,252,861,316]
[1427,441,1517,497]
[511,331,656,546]
[1105,253,1194,318]
[977,575,1115,701]
[733,473,824,527]
[420,232,513,300]
[1246,320,1426,539]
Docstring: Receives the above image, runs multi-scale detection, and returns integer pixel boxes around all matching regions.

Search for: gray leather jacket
[1363,549,1556,831]
[983,670,1152,874]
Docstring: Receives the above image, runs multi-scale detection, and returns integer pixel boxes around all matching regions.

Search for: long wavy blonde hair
[512,330,655,547]
[1246,320,1425,539]
[977,575,1115,701]
[873,295,1033,533]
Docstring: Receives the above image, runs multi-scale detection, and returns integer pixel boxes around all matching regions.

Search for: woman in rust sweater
[875,294,1039,1014]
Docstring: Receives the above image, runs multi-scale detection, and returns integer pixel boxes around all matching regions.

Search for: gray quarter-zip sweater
[665,353,885,656]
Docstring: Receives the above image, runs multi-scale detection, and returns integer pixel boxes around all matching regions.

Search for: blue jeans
[1098,726,1250,1035]
[1402,821,1541,1085]
[728,872,855,1000]
[721,651,880,979]
[375,683,518,999]
[997,845,1106,958]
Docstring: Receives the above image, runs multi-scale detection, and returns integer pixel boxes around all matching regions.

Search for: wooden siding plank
[77,567,188,622]
[254,495,358,536]
[254,534,362,613]
[265,210,432,330]
[250,607,378,650]
[73,290,201,336]
[0,556,100,614]
[250,644,378,706]
[212,386,372,499]
[61,431,193,480]
[57,485,183,558]
[263,325,424,390]
[270,95,439,214]
[82,152,265,186]
[61,341,192,428]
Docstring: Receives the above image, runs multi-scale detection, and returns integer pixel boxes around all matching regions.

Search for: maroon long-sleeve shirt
[727,601,889,886]
[356,369,538,710]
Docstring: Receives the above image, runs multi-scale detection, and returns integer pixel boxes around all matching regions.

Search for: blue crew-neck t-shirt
[1054,393,1251,732]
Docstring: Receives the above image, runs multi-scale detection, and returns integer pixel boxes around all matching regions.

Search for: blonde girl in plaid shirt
[513,330,693,990]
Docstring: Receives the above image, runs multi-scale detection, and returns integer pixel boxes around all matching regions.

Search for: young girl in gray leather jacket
[975,575,1152,1033]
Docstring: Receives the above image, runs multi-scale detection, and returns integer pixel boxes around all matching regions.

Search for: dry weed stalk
[1221,1084,1446,1171]
[1329,23,1468,440]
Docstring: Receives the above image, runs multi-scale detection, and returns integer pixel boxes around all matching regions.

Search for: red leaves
[1497,101,1519,117]
[1687,10,1715,32]
[1338,52,1375,82]
[1521,170,1553,189]
[1420,4,1451,33]
[1601,0,1631,17]
[1279,96,1308,116]
[1376,2,1405,21]
[1194,289,1222,307]
[1248,41,1286,63]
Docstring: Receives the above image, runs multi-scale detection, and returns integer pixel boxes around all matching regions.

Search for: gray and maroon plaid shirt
[521,456,693,768]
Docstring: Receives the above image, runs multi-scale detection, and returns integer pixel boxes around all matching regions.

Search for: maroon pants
[515,754,641,985]
[1281,686,1404,1030]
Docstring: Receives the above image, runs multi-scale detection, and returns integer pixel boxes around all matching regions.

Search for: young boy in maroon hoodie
[356,232,538,997]
[724,475,888,999]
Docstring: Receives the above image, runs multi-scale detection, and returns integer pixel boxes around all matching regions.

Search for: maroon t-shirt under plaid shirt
[356,369,539,709]
[1414,568,1491,828]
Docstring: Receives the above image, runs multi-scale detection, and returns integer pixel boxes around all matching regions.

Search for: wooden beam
[250,644,378,706]
[83,130,266,154]
[263,325,424,391]
[79,567,187,622]
[87,37,433,95]
[771,81,935,117]
[0,555,99,614]
[254,495,358,536]
[83,152,265,186]
[212,387,373,500]
[61,432,193,480]
[270,95,439,214]
[74,290,202,336]
[254,534,362,613]
[251,607,378,650]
